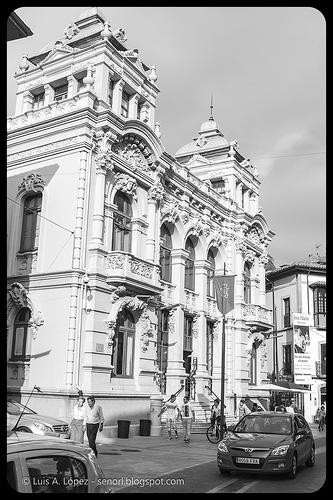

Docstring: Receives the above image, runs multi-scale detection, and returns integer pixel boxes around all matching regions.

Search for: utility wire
[7,196,74,235]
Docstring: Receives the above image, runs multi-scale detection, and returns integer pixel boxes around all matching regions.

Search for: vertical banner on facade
[293,313,311,384]
[213,275,236,315]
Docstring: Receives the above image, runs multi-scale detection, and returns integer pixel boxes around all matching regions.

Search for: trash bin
[117,420,130,438]
[140,419,151,436]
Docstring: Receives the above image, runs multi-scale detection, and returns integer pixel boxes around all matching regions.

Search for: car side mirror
[228,425,235,432]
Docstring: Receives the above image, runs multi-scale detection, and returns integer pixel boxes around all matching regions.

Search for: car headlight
[271,445,290,456]
[218,441,229,453]
[33,422,53,433]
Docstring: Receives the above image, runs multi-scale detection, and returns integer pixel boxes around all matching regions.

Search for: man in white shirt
[85,396,104,456]
[180,396,195,443]
[285,400,295,414]
[164,394,180,440]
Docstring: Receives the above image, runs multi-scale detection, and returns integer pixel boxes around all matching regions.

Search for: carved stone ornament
[30,310,44,340]
[187,217,203,238]
[212,319,220,343]
[180,210,190,225]
[95,150,113,172]
[168,308,176,335]
[64,23,79,39]
[244,248,256,265]
[210,230,228,249]
[234,236,247,253]
[260,341,268,369]
[203,224,211,238]
[18,173,45,194]
[245,329,265,356]
[114,173,137,198]
[112,27,127,42]
[228,139,239,157]
[52,40,75,53]
[161,202,180,224]
[130,257,153,279]
[259,252,269,265]
[192,314,201,339]
[9,283,28,308]
[246,226,264,246]
[148,183,164,203]
[105,254,125,273]
[122,48,139,58]
[112,138,152,172]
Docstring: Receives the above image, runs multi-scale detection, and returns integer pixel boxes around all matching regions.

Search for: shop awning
[254,383,310,394]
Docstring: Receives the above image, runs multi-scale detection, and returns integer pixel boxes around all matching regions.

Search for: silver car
[7,400,69,439]
[7,433,111,493]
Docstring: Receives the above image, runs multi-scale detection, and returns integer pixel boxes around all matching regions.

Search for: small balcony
[315,361,326,379]
[160,281,176,307]
[105,251,162,295]
[241,303,274,331]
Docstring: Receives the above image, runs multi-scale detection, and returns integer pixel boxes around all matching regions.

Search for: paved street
[95,425,326,494]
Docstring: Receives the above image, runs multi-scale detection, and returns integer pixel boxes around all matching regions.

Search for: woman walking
[69,395,86,443]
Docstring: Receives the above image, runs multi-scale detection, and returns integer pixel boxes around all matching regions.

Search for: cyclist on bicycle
[210,399,227,432]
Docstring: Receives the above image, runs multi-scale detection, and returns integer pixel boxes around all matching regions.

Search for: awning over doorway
[254,383,310,394]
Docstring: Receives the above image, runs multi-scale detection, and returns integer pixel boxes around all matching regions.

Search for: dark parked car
[217,412,315,479]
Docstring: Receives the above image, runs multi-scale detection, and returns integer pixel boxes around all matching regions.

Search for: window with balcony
[11,308,32,361]
[207,249,215,297]
[206,321,214,377]
[112,192,132,252]
[108,74,114,107]
[282,344,292,376]
[283,297,291,328]
[185,237,195,291]
[32,91,45,109]
[160,224,172,282]
[112,310,135,377]
[20,193,42,252]
[313,286,326,328]
[243,262,251,304]
[121,90,130,118]
[54,83,68,102]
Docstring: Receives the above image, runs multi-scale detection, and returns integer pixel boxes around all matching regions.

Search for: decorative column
[146,183,164,262]
[236,181,243,207]
[114,79,125,116]
[22,91,34,112]
[129,93,140,120]
[258,252,269,306]
[67,75,74,99]
[234,238,246,303]
[44,84,53,106]
[90,133,115,249]
[73,150,89,269]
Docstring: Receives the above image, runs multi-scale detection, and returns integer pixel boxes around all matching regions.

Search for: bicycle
[206,421,221,443]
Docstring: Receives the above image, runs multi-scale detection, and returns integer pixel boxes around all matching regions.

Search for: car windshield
[7,401,36,416]
[234,415,292,435]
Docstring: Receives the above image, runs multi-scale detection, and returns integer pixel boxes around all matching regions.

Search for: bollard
[150,394,164,436]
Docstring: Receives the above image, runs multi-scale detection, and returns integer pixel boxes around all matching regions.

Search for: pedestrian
[235,399,249,421]
[85,396,104,457]
[165,394,180,440]
[69,395,86,443]
[289,398,299,413]
[180,396,195,443]
[211,398,220,426]
[316,405,326,431]
[275,403,286,412]
[285,400,294,414]
[251,403,259,412]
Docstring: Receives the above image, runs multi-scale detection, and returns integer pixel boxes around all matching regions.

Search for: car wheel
[219,466,231,475]
[288,454,297,479]
[305,445,315,467]
[16,427,33,433]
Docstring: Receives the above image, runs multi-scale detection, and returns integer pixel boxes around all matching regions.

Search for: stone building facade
[7,8,274,435]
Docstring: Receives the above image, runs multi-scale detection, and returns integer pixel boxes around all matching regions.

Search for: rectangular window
[108,75,114,107]
[160,247,171,282]
[282,344,292,376]
[206,321,214,376]
[20,194,42,252]
[320,343,326,376]
[283,298,291,328]
[211,179,225,194]
[185,260,195,290]
[121,91,129,117]
[54,84,68,102]
[183,315,193,351]
[26,456,88,493]
[313,287,326,328]
[32,92,45,109]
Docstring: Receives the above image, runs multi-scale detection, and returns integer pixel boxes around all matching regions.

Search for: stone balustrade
[105,251,160,289]
[241,303,273,327]
[160,282,176,306]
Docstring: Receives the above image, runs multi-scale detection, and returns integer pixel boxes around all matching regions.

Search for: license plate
[236,457,259,464]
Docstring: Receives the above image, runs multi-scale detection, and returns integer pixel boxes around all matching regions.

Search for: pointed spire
[210,94,214,120]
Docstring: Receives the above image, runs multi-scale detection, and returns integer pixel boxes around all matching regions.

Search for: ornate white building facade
[7,8,275,434]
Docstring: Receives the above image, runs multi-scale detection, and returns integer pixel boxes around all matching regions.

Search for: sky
[7,6,326,267]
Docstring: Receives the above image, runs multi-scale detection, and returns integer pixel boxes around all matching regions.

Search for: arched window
[160,224,172,282]
[184,237,195,291]
[244,262,251,304]
[20,194,42,252]
[207,249,216,297]
[112,192,132,252]
[11,308,31,361]
[112,310,135,377]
